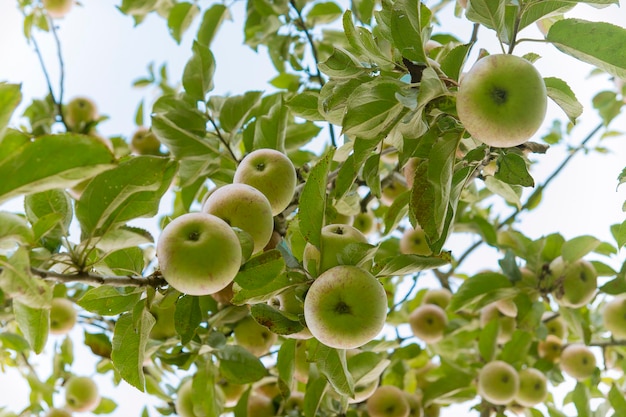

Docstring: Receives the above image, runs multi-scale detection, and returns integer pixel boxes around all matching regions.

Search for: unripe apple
[477,360,519,405]
[551,258,597,308]
[422,288,452,309]
[456,54,547,148]
[404,392,423,417]
[602,295,626,339]
[149,298,177,340]
[49,298,77,335]
[175,379,196,417]
[45,408,72,417]
[247,393,275,417]
[480,303,516,344]
[400,227,432,256]
[202,183,274,254]
[303,265,387,349]
[65,376,100,412]
[42,0,73,18]
[233,148,297,216]
[156,212,242,296]
[303,224,369,276]
[366,385,410,417]
[130,127,162,155]
[352,211,377,235]
[514,368,548,407]
[294,340,310,384]
[268,286,313,340]
[538,335,563,363]
[210,282,234,305]
[423,403,441,417]
[217,379,246,408]
[409,304,447,344]
[233,315,278,357]
[381,174,408,206]
[560,344,596,381]
[284,391,305,414]
[65,97,98,132]
[542,313,567,339]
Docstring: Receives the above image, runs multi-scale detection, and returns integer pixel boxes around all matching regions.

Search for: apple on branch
[477,360,519,405]
[65,376,100,412]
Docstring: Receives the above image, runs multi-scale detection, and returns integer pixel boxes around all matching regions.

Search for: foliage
[2,0,626,416]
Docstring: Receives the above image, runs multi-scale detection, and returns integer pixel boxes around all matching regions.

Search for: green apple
[294,340,310,383]
[65,97,98,132]
[542,312,567,339]
[538,334,563,363]
[202,183,274,254]
[283,391,305,414]
[156,212,242,296]
[210,282,234,305]
[560,344,596,381]
[247,393,275,417]
[42,0,73,18]
[303,265,387,349]
[268,285,313,340]
[423,403,441,417]
[422,288,452,309]
[477,360,519,405]
[45,409,72,417]
[233,148,297,215]
[149,297,177,340]
[404,392,423,417]
[603,295,626,339]
[65,376,100,412]
[352,211,377,235]
[366,385,410,417]
[380,174,409,206]
[217,379,246,408]
[409,304,447,344]
[514,368,548,407]
[175,379,196,417]
[233,315,278,357]
[456,54,547,148]
[49,298,77,335]
[130,127,162,155]
[550,257,597,308]
[480,302,516,344]
[400,227,432,256]
[303,224,369,276]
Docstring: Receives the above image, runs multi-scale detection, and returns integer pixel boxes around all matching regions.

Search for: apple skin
[156,212,242,296]
[247,393,275,417]
[42,0,73,18]
[233,148,297,216]
[404,392,423,417]
[49,298,77,335]
[352,211,377,235]
[515,368,548,407]
[202,183,274,254]
[149,299,177,340]
[366,385,411,417]
[477,360,520,406]
[400,227,432,256]
[303,265,387,349]
[381,174,409,206]
[233,315,278,357]
[131,127,162,155]
[422,288,452,309]
[423,403,441,417]
[409,304,447,344]
[65,97,98,132]
[602,295,626,339]
[456,54,547,148]
[303,224,369,276]
[560,344,596,381]
[542,312,567,339]
[217,379,246,408]
[65,376,100,412]
[480,302,516,344]
[551,258,597,308]
[538,334,563,363]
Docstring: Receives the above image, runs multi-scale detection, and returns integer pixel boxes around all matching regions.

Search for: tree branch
[31,267,166,288]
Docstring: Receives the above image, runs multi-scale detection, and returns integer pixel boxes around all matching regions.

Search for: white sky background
[0,0,626,415]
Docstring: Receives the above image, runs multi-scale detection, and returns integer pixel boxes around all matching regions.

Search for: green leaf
[193,362,222,417]
[0,211,34,246]
[95,226,154,253]
[495,152,534,187]
[197,4,229,47]
[117,0,158,16]
[24,189,72,247]
[342,10,393,69]
[167,2,200,44]
[303,376,327,417]
[182,41,215,101]
[76,156,177,237]
[544,77,583,123]
[484,176,522,209]
[572,382,591,417]
[478,319,498,362]
[253,95,288,152]
[308,339,354,397]
[465,0,508,43]
[13,299,49,354]
[306,2,343,25]
[383,191,410,235]
[547,19,626,78]
[78,287,143,316]
[609,383,626,415]
[235,250,286,290]
[561,235,601,262]
[232,270,308,305]
[439,43,471,81]
[390,0,429,63]
[610,220,626,249]
[0,134,115,205]
[0,247,51,308]
[318,48,367,78]
[250,303,304,335]
[93,397,117,414]
[218,91,263,134]
[375,253,449,277]
[448,272,514,312]
[298,149,334,248]
[277,339,296,391]
[286,91,324,121]
[500,330,533,366]
[0,83,22,141]
[111,305,155,391]
[84,331,113,359]
[175,295,202,344]
[216,345,269,384]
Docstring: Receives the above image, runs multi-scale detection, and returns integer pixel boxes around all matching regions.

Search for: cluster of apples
[156,148,297,297]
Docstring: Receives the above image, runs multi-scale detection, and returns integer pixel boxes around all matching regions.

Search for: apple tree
[2,0,626,416]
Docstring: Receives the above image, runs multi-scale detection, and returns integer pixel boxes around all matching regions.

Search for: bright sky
[1,0,626,415]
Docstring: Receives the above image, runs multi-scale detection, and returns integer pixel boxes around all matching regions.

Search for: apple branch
[30,267,166,288]
[207,114,239,164]
[49,17,68,126]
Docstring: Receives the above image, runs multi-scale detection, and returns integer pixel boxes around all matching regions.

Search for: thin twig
[48,17,68,127]
[207,115,239,163]
[31,267,166,288]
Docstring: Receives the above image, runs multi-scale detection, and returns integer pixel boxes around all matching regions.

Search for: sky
[1,0,626,415]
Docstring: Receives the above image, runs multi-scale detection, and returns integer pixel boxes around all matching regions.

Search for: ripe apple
[303,265,387,349]
[130,127,162,155]
[352,210,377,235]
[514,368,548,407]
[247,393,275,417]
[233,148,297,216]
[65,376,100,412]
[381,174,409,206]
[550,257,597,308]
[303,223,369,276]
[456,54,547,148]
[156,212,242,296]
[409,304,447,344]
[477,360,519,405]
[49,298,77,335]
[233,315,278,357]
[65,97,98,132]
[42,0,73,18]
[602,295,626,339]
[202,183,274,254]
[366,385,410,417]
[560,344,596,381]
[480,302,516,344]
[45,409,72,417]
[422,288,452,309]
[538,334,563,363]
[400,227,432,256]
